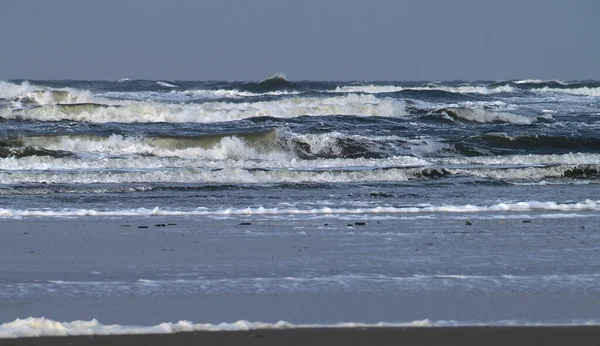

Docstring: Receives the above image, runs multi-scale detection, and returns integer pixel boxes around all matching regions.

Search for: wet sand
[3,326,600,346]
[1,217,599,330]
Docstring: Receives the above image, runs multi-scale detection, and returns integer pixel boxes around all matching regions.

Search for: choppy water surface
[0,77,599,331]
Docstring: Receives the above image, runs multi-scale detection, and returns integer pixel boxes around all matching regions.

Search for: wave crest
[242,74,293,92]
[1,94,406,123]
[438,108,535,124]
[331,85,515,95]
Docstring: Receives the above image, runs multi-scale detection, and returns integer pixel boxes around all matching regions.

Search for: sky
[1,0,599,81]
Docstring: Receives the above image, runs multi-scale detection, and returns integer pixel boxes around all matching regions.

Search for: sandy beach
[3,326,600,346]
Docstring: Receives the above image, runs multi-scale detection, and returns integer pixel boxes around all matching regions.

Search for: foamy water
[2,78,599,332]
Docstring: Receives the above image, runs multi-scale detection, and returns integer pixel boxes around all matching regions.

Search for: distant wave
[181,88,301,99]
[241,74,294,92]
[330,84,516,95]
[531,87,600,97]
[513,79,567,85]
[156,81,178,88]
[486,80,600,96]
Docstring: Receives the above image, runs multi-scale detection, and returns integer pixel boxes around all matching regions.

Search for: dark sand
[3,327,600,346]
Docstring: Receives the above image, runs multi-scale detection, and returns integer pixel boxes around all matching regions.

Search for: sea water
[0,77,599,337]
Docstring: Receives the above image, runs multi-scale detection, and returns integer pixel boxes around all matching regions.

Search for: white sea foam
[0,161,594,184]
[438,153,600,166]
[7,131,430,164]
[156,81,178,88]
[533,87,600,97]
[1,200,598,219]
[2,316,600,337]
[0,166,421,184]
[331,85,515,95]
[0,152,429,172]
[0,81,38,99]
[448,165,597,181]
[0,94,406,123]
[443,108,535,124]
[0,81,99,106]
[0,317,433,338]
[514,79,567,85]
[182,89,301,99]
[19,134,292,160]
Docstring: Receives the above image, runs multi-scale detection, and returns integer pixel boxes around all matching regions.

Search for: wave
[241,74,294,92]
[473,134,600,154]
[180,89,301,100]
[0,131,334,160]
[1,81,96,107]
[2,130,288,160]
[1,128,441,162]
[1,199,599,219]
[1,163,597,185]
[327,81,599,98]
[12,273,600,297]
[2,316,599,338]
[0,146,74,159]
[436,108,536,124]
[0,166,436,184]
[448,164,600,181]
[531,87,600,97]
[483,79,600,96]
[1,94,406,123]
[156,81,178,88]
[0,317,434,338]
[513,79,568,85]
[0,155,430,173]
[0,81,39,99]
[331,85,516,95]
[438,153,600,166]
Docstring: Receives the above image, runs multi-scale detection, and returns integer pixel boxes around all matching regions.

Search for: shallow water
[0,78,599,332]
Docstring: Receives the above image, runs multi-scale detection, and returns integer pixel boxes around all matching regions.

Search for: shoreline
[3,326,600,346]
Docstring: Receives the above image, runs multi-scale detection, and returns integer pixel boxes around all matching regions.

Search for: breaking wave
[0,81,39,100]
[0,317,434,338]
[156,81,178,88]
[241,74,294,92]
[1,199,599,219]
[448,164,600,181]
[0,129,420,161]
[331,84,516,95]
[181,88,301,99]
[532,87,600,97]
[1,82,96,109]
[1,94,406,123]
[1,130,288,160]
[1,163,597,185]
[438,153,600,166]
[0,166,438,185]
[437,108,536,124]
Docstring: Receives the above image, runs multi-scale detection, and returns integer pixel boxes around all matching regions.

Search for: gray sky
[1,0,599,81]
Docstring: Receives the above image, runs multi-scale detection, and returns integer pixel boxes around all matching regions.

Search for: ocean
[0,77,599,337]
